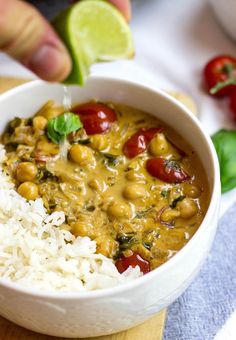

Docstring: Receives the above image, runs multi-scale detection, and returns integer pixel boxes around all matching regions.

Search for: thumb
[0,0,71,82]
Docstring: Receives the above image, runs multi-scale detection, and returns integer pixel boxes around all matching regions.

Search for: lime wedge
[52,0,134,85]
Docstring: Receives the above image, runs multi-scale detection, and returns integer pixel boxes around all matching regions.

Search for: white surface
[0,0,235,217]
[0,79,220,337]
[209,0,236,42]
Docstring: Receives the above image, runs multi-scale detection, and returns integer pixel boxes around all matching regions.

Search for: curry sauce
[1,101,210,272]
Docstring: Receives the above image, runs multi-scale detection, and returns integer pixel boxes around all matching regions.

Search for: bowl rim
[0,76,221,300]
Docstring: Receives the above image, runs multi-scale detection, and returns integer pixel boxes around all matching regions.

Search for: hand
[0,0,131,82]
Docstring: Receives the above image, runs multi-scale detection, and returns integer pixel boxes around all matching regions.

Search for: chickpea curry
[1,100,209,274]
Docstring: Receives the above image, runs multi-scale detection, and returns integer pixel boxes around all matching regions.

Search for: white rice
[0,145,141,292]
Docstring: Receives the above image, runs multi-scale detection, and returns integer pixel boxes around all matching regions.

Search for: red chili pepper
[204,55,236,97]
[123,128,161,158]
[146,158,189,183]
[115,253,150,274]
[73,103,117,135]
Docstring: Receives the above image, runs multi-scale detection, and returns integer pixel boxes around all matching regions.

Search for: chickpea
[90,134,108,151]
[154,230,186,251]
[33,116,48,131]
[177,198,198,219]
[127,159,140,171]
[123,183,146,200]
[71,222,95,238]
[183,183,201,198]
[17,182,39,200]
[126,170,145,182]
[161,208,180,222]
[107,201,132,219]
[16,162,38,182]
[95,236,118,257]
[149,133,169,156]
[69,144,95,166]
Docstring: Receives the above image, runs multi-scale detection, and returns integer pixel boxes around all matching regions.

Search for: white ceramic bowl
[0,77,220,338]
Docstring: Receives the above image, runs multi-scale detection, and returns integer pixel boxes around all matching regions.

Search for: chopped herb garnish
[86,205,96,212]
[27,118,33,126]
[165,160,181,171]
[102,153,120,166]
[170,195,185,208]
[143,241,152,250]
[78,138,90,145]
[48,200,56,209]
[39,168,57,182]
[134,119,145,125]
[6,117,21,133]
[135,206,155,219]
[5,143,18,152]
[161,189,169,199]
[117,233,137,250]
[47,112,83,144]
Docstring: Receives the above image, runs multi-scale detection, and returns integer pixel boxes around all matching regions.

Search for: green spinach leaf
[102,153,120,166]
[212,129,236,193]
[47,112,83,144]
[170,195,185,208]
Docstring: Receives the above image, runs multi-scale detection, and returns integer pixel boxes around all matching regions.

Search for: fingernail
[28,44,71,82]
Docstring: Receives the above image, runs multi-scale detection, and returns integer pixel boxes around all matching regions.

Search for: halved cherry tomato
[229,90,236,120]
[73,103,117,135]
[115,253,150,274]
[146,158,189,183]
[123,128,161,158]
[204,55,236,97]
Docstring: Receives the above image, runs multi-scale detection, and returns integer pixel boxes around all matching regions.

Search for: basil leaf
[47,112,83,144]
[212,129,236,193]
[47,121,61,144]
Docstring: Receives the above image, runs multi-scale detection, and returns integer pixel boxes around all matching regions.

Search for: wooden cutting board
[0,311,167,340]
[0,77,166,340]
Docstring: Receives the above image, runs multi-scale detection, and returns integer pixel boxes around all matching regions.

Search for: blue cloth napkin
[163,203,236,340]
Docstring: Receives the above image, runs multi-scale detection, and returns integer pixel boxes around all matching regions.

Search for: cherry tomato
[204,55,236,97]
[73,103,117,135]
[115,253,150,274]
[229,90,236,120]
[123,128,161,158]
[146,158,189,183]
